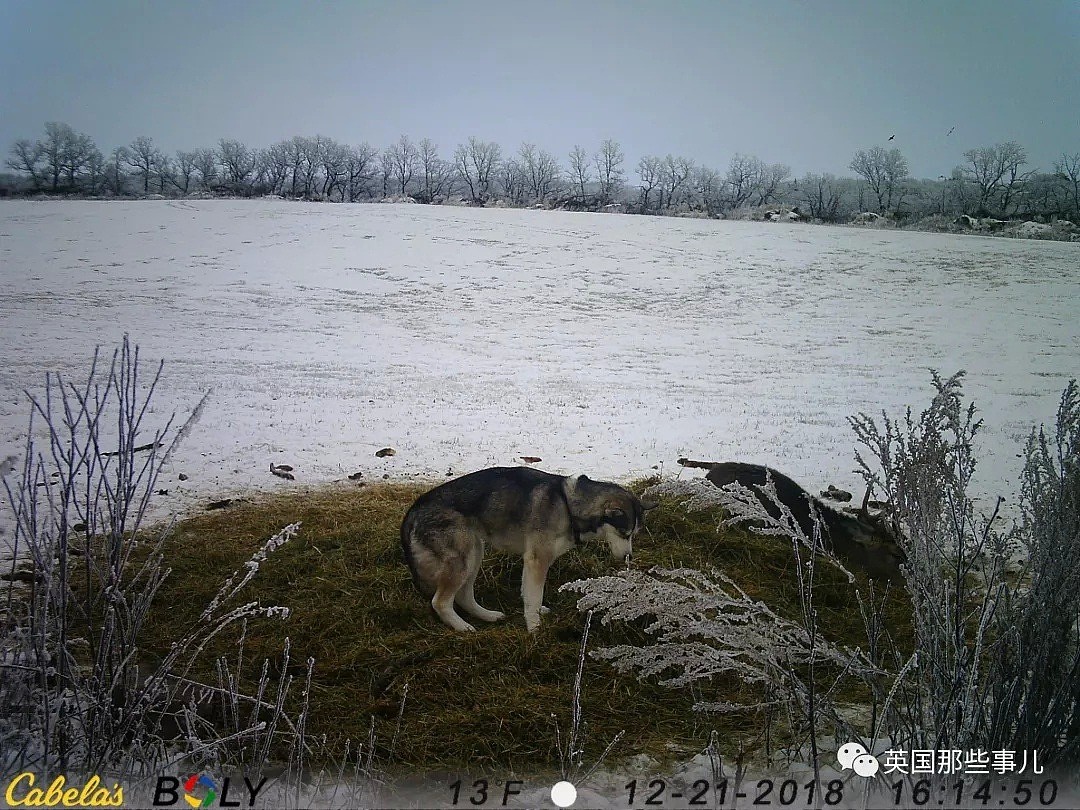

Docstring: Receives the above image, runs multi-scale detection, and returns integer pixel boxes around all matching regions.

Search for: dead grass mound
[138,479,910,774]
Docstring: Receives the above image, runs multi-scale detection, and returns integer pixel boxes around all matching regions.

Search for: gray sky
[2,0,1077,180]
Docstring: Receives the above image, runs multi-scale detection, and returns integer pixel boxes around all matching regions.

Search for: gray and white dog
[401,466,655,632]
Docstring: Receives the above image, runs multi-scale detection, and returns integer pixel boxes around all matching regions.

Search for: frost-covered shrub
[562,567,869,709]
[0,338,300,780]
[852,372,1080,768]
[850,371,1012,754]
[565,372,1080,773]
[985,380,1080,762]
[562,474,876,775]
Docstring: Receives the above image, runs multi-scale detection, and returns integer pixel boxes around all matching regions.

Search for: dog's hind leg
[521,550,553,633]
[431,554,476,632]
[456,585,505,623]
[455,540,506,623]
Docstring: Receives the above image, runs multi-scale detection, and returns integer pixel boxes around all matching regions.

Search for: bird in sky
[946,126,955,136]
[888,134,895,141]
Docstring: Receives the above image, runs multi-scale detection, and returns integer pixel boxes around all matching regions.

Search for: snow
[1013,221,1053,237]
[1,199,1078,530]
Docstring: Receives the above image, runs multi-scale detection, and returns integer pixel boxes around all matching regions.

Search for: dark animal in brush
[677,458,905,580]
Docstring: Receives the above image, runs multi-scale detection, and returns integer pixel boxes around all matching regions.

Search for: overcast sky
[1,0,1077,180]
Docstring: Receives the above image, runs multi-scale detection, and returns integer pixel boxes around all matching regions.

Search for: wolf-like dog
[677,458,905,580]
[401,466,655,632]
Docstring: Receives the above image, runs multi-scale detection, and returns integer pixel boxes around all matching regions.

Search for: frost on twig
[552,610,625,784]
[642,478,728,512]
[0,337,304,784]
[561,567,872,710]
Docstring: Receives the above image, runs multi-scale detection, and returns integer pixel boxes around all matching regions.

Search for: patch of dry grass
[136,478,911,775]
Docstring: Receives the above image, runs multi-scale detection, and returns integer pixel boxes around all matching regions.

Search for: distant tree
[379,149,394,199]
[320,139,348,199]
[455,137,500,204]
[219,139,255,195]
[105,147,128,196]
[800,173,843,222]
[6,122,96,193]
[280,137,302,196]
[902,177,943,219]
[569,145,590,202]
[518,142,540,201]
[594,139,624,205]
[637,155,662,212]
[723,154,762,211]
[415,139,455,204]
[193,148,219,192]
[960,141,1029,215]
[540,150,563,201]
[691,165,721,216]
[288,136,323,197]
[126,136,158,193]
[849,146,909,213]
[345,143,378,201]
[1020,172,1070,219]
[258,142,290,195]
[6,139,44,190]
[83,147,107,195]
[38,122,71,192]
[946,166,973,214]
[432,157,457,202]
[498,159,524,205]
[387,134,418,196]
[175,150,197,195]
[153,152,173,195]
[282,138,313,197]
[754,162,791,207]
[34,124,98,192]
[517,146,560,203]
[417,138,440,203]
[659,155,693,210]
[1054,153,1080,216]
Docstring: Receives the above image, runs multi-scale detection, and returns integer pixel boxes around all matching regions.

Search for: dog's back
[401,467,569,594]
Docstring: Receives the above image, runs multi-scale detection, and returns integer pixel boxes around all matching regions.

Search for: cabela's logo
[4,773,124,807]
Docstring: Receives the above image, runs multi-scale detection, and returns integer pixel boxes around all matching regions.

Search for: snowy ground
[1,199,1078,534]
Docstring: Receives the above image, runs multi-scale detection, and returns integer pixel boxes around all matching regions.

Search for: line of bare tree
[4,122,1079,224]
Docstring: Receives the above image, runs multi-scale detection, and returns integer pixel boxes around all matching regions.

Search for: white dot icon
[551,780,577,808]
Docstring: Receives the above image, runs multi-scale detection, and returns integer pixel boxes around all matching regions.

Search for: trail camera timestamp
[621,777,1063,808]
[623,778,845,807]
[890,778,1060,807]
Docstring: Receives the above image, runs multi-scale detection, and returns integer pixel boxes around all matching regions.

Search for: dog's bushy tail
[400,507,432,596]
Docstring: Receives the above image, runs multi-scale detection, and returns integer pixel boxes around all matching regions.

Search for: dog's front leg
[521,550,553,633]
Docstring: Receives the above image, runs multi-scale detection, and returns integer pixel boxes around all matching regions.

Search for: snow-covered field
[1,199,1077,529]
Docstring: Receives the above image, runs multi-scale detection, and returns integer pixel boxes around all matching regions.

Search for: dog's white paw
[479,610,506,622]
[459,622,477,632]
[539,606,551,615]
